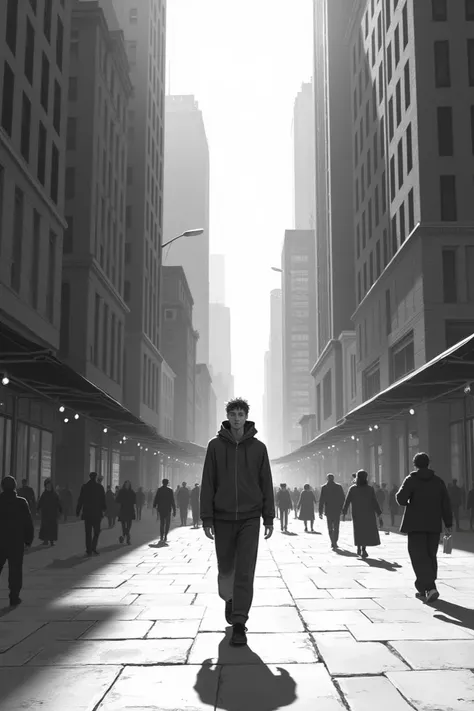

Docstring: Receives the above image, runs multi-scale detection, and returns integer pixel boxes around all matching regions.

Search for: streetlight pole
[161,228,204,250]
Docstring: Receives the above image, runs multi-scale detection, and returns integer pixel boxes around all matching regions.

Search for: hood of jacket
[217,420,258,444]
[410,468,435,481]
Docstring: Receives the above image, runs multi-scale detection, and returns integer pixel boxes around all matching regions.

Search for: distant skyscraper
[112,0,167,433]
[293,82,316,230]
[164,95,210,364]
[209,302,233,420]
[210,254,226,305]
[263,289,284,459]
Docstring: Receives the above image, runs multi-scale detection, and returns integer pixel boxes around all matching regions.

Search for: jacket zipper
[235,442,239,520]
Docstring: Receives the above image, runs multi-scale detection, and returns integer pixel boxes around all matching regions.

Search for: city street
[0,512,473,710]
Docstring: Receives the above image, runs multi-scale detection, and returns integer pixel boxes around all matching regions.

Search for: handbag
[442,534,453,554]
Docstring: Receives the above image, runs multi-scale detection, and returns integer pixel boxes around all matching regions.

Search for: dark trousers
[84,517,101,553]
[192,506,200,527]
[280,509,289,530]
[327,514,340,546]
[136,506,142,521]
[179,506,188,525]
[214,517,260,625]
[121,519,132,539]
[0,546,24,599]
[407,532,440,593]
[159,511,171,539]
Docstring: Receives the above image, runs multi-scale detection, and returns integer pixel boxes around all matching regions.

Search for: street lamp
[271,267,283,273]
[162,228,204,250]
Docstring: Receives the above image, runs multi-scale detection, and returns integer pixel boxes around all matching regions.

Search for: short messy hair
[225,397,249,415]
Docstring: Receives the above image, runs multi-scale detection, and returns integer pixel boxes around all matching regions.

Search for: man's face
[227,408,247,430]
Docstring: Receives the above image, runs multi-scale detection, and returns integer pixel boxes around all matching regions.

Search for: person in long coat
[37,479,62,546]
[297,484,317,533]
[116,480,136,545]
[276,483,293,532]
[190,483,200,528]
[105,485,116,528]
[342,470,382,558]
[177,482,190,526]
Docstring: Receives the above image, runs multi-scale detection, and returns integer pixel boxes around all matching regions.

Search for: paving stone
[252,589,294,606]
[200,606,304,633]
[216,663,344,711]
[147,619,202,638]
[0,665,121,711]
[134,594,195,606]
[313,632,409,675]
[391,639,474,669]
[28,639,193,666]
[0,621,46,653]
[347,622,474,641]
[137,606,206,620]
[387,670,474,710]
[73,606,146,620]
[361,608,439,623]
[337,675,414,710]
[188,632,318,665]
[97,664,219,710]
[329,588,410,598]
[296,598,382,611]
[301,610,369,631]
[81,620,153,640]
[3,606,85,621]
[372,597,431,609]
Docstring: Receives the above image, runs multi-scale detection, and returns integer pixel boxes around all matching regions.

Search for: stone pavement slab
[300,610,370,631]
[73,605,146,620]
[147,619,202,638]
[387,670,474,710]
[337,675,414,711]
[137,605,206,620]
[313,632,409,675]
[296,597,382,611]
[28,638,193,665]
[200,605,304,633]
[391,639,474,669]
[347,622,474,641]
[81,620,154,639]
[0,620,46,653]
[188,632,319,665]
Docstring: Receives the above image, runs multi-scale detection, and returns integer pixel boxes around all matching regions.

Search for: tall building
[293,82,316,230]
[161,266,198,442]
[263,289,284,459]
[112,0,167,431]
[0,0,71,491]
[282,231,317,452]
[195,363,217,446]
[163,95,210,364]
[55,0,131,491]
[210,253,226,305]
[209,302,233,419]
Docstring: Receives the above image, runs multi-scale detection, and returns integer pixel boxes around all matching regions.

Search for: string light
[64,417,69,423]
[74,414,79,420]
[59,406,65,413]
[103,428,108,433]
[409,408,415,415]
[1,375,10,386]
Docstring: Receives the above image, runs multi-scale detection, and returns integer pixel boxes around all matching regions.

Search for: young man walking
[318,473,345,549]
[0,476,34,606]
[200,398,275,646]
[396,452,452,603]
[153,479,176,543]
[76,472,106,556]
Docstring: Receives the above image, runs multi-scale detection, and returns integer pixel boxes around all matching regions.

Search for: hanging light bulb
[74,414,79,420]
[64,417,69,423]
[1,375,10,386]
[59,406,65,413]
[409,408,415,416]
[103,427,108,433]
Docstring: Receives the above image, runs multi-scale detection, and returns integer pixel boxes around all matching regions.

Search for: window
[0,165,4,253]
[387,42,393,83]
[383,228,389,266]
[390,331,415,382]
[467,0,474,21]
[442,249,457,302]
[67,117,76,150]
[102,304,109,373]
[53,81,61,134]
[60,282,70,355]
[394,25,400,66]
[56,18,64,70]
[110,314,116,380]
[434,41,451,87]
[68,77,78,101]
[129,8,138,23]
[65,167,75,200]
[50,143,59,203]
[399,202,406,243]
[390,156,396,201]
[46,232,56,321]
[29,0,37,13]
[6,0,18,55]
[63,216,73,254]
[404,61,411,108]
[43,0,52,42]
[94,294,101,365]
[40,53,50,111]
[382,173,387,213]
[375,185,380,225]
[124,280,130,303]
[397,138,404,188]
[446,320,474,348]
[437,106,453,156]
[385,0,391,30]
[363,361,381,400]
[389,98,394,140]
[126,206,132,229]
[30,210,40,308]
[432,0,447,21]
[402,3,409,48]
[385,289,392,335]
[369,251,374,286]
[1,62,15,136]
[323,371,332,420]
[350,354,357,400]
[37,122,47,185]
[376,240,381,277]
[440,175,457,221]
[467,247,474,301]
[468,40,474,86]
[25,20,35,84]
[357,271,362,303]
[11,188,23,293]
[396,80,402,126]
[408,188,415,231]
[21,94,31,162]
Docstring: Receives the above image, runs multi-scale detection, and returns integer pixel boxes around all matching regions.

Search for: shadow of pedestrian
[361,558,402,571]
[282,532,298,537]
[334,549,359,557]
[148,542,169,548]
[194,634,297,711]
[431,600,474,632]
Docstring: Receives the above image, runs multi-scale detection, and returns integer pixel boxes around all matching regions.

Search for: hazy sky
[166,0,314,426]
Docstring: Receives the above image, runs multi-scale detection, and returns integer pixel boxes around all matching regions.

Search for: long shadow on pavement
[194,633,297,711]
[431,600,474,632]
[360,558,402,572]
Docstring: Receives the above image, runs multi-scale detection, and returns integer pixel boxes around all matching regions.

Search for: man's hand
[319,513,323,520]
[24,545,31,553]
[445,526,453,535]
[204,526,214,540]
[264,525,273,540]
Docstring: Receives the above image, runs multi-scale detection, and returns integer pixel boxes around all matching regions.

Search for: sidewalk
[0,514,473,710]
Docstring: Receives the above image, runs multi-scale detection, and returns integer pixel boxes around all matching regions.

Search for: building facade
[0,0,71,495]
[293,82,316,230]
[161,266,197,442]
[195,363,216,446]
[209,302,233,420]
[210,253,226,305]
[112,0,167,431]
[282,231,317,452]
[159,359,175,438]
[163,95,210,364]
[263,288,284,459]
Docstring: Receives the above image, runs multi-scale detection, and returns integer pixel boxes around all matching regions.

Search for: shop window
[390,331,415,382]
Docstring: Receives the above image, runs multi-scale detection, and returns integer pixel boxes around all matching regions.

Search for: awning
[273,333,474,465]
[0,320,206,462]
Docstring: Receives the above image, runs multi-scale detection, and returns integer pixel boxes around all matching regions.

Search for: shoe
[357,546,361,556]
[127,537,131,545]
[50,541,55,547]
[425,589,440,603]
[361,549,368,559]
[42,540,48,546]
[225,599,233,625]
[230,623,247,646]
[9,597,21,607]
[415,592,426,600]
[92,550,99,556]
[119,536,124,544]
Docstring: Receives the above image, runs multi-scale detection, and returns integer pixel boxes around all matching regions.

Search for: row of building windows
[442,247,474,304]
[84,293,124,384]
[6,0,64,73]
[431,0,474,22]
[434,39,474,88]
[142,354,160,413]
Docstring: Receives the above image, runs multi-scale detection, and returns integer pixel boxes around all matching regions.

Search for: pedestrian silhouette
[194,635,297,711]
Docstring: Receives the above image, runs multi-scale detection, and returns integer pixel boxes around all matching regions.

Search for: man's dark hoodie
[0,490,34,549]
[396,468,452,533]
[200,421,275,529]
